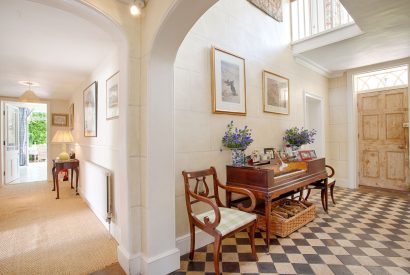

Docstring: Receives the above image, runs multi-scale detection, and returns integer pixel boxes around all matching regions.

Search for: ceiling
[0,0,117,100]
[298,0,410,74]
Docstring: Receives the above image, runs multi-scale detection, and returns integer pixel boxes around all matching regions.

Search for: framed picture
[247,0,283,22]
[106,71,119,120]
[309,150,317,159]
[83,81,98,137]
[52,113,68,127]
[263,70,289,115]
[68,103,74,129]
[264,148,275,159]
[299,150,313,161]
[211,47,246,115]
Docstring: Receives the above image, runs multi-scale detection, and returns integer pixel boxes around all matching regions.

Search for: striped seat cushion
[195,207,256,236]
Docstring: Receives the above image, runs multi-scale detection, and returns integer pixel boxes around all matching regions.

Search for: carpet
[0,180,118,275]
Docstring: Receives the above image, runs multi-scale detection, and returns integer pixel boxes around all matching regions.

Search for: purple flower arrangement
[222,121,253,149]
[283,127,316,148]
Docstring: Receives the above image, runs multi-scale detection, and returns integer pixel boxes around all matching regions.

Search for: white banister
[291,0,354,42]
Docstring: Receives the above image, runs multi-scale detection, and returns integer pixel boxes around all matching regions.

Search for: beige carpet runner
[0,181,117,274]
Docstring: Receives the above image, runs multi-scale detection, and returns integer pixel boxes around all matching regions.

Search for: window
[354,65,408,93]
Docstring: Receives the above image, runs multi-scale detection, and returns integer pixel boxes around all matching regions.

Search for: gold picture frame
[211,47,246,115]
[83,81,98,137]
[263,70,289,115]
[106,71,119,120]
[68,103,74,129]
[52,113,68,127]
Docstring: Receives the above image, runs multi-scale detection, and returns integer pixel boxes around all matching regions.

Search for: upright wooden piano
[226,158,327,251]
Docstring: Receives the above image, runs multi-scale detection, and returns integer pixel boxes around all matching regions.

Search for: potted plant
[222,121,253,166]
[283,127,316,151]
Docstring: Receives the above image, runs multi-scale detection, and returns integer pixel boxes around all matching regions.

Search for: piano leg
[264,196,271,253]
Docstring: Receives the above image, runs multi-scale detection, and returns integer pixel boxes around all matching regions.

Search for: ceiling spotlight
[130,0,145,16]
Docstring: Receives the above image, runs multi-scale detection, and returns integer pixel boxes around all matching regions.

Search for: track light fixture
[130,0,145,16]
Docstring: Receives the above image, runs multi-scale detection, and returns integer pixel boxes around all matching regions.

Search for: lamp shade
[51,130,74,143]
[19,89,40,102]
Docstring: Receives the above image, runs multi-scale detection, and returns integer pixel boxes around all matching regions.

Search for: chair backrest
[325,165,335,178]
[182,167,223,214]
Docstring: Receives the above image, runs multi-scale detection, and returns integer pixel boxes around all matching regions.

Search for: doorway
[2,101,48,184]
[304,92,325,157]
[357,89,409,191]
[354,65,409,191]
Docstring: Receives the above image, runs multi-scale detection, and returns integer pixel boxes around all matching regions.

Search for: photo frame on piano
[309,150,317,159]
[298,150,313,161]
[264,148,275,159]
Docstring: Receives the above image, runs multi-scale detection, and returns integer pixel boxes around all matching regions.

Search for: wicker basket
[257,199,316,237]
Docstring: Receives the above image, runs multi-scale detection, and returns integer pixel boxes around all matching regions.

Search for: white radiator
[83,161,113,226]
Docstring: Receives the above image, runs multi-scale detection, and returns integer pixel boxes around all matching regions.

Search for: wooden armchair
[304,165,336,212]
[182,167,258,275]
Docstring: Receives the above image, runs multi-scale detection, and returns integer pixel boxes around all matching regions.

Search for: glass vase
[231,149,245,167]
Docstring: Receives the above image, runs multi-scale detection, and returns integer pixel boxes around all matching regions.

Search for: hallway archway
[143,0,217,273]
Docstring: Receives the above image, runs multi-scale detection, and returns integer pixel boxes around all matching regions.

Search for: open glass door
[4,103,20,183]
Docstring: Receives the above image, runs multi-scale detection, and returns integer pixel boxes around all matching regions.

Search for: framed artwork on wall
[263,70,289,115]
[83,81,98,137]
[106,71,119,120]
[247,0,283,22]
[211,47,246,115]
[52,113,68,127]
[68,103,74,130]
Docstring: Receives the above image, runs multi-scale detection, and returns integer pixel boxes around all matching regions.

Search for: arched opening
[143,0,217,273]
[0,0,131,273]
[146,1,329,273]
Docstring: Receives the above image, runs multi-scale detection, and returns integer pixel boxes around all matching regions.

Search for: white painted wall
[326,75,349,187]
[69,50,122,242]
[173,0,329,243]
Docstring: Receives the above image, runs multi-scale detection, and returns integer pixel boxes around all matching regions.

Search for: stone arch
[26,0,132,269]
[143,0,217,273]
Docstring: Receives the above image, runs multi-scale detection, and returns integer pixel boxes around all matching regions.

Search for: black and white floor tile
[170,188,410,275]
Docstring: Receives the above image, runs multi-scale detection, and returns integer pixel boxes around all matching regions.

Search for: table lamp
[51,129,74,160]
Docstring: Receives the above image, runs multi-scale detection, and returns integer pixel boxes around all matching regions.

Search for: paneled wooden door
[358,88,409,191]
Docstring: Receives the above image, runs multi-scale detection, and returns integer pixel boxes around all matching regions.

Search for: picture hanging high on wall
[83,81,98,137]
[263,70,289,115]
[211,47,246,115]
[247,0,283,22]
[106,71,119,120]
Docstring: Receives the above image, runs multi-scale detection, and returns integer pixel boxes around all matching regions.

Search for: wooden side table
[52,159,80,199]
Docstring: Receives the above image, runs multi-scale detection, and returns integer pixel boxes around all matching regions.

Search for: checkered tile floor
[170,188,410,274]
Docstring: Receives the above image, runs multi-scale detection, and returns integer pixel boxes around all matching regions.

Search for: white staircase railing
[291,0,354,42]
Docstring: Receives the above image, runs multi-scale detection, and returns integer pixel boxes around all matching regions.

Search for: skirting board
[176,230,214,256]
[117,246,140,275]
[118,246,180,275]
[140,248,180,275]
[79,188,121,243]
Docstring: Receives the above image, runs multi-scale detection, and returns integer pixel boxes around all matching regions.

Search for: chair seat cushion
[195,207,256,236]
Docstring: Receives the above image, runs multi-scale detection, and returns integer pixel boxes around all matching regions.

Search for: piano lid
[241,161,308,177]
